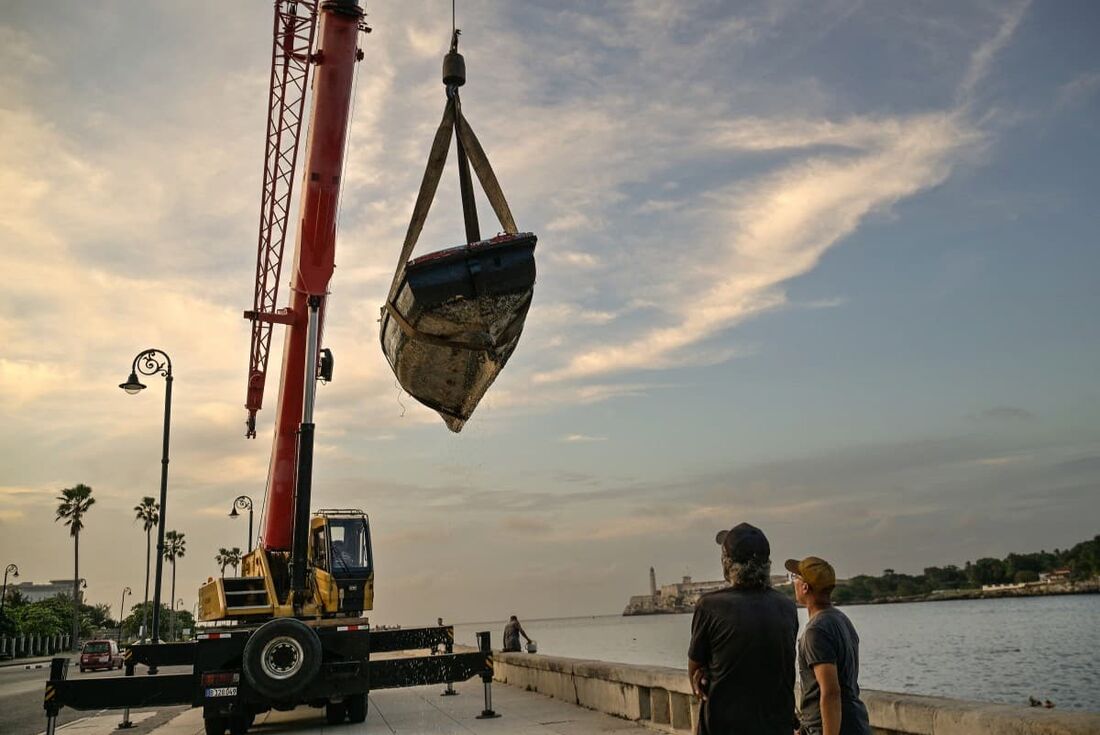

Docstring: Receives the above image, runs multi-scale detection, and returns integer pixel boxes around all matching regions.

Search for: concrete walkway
[63,678,650,735]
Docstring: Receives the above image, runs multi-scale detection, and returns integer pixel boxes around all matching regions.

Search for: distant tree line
[0,593,195,643]
[830,533,1099,605]
[0,592,112,639]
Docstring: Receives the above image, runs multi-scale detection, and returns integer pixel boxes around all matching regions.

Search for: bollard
[474,631,499,719]
[118,646,135,730]
[44,657,68,735]
[440,621,458,696]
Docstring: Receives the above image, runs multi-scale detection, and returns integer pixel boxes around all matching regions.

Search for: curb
[0,656,72,669]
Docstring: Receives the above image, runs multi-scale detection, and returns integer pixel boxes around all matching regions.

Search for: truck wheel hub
[262,636,303,679]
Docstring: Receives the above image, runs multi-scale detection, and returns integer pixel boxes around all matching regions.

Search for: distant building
[624,567,798,615]
[658,575,727,607]
[1039,569,1072,583]
[14,579,80,602]
[981,582,1027,592]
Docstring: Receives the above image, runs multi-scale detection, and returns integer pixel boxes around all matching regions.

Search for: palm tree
[215,547,243,577]
[228,547,242,575]
[162,530,186,640]
[55,483,95,651]
[133,496,159,642]
[216,548,231,577]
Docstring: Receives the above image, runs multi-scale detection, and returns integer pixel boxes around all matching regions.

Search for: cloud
[500,516,552,534]
[560,434,607,443]
[546,250,602,269]
[956,1,1030,104]
[975,406,1035,422]
[973,454,1032,466]
[534,113,978,384]
[1055,71,1100,111]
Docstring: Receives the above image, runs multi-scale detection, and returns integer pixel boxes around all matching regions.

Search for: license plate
[205,686,238,698]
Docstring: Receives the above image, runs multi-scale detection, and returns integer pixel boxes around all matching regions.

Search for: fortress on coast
[623,566,790,615]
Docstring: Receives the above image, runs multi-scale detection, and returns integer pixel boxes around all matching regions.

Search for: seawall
[494,652,1100,734]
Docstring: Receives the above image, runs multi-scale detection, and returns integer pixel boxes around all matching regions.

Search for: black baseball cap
[715,523,770,563]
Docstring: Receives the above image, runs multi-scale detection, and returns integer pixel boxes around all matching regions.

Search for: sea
[454,594,1100,712]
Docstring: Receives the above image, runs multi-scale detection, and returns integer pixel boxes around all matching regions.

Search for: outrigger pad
[381,232,537,432]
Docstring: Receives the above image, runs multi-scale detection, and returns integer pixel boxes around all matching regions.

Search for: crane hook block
[443,50,465,87]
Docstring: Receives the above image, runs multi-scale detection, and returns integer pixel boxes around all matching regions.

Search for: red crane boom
[244,0,366,551]
[245,1,319,439]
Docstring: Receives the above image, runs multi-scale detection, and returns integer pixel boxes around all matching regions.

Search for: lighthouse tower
[649,566,658,598]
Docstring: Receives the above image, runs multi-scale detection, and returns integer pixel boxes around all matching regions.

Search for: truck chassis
[43,623,495,735]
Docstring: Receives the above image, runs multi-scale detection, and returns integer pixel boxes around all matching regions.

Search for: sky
[1,1,1098,626]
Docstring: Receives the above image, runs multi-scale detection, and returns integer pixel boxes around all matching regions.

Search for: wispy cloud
[560,434,608,443]
[1055,71,1100,111]
[974,406,1036,422]
[534,114,978,384]
[956,1,1030,105]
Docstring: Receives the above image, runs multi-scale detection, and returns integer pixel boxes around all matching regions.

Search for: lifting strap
[385,88,519,305]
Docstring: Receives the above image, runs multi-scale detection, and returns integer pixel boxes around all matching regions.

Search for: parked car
[79,639,122,672]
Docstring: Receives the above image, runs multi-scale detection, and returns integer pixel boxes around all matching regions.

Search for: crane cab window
[328,517,372,578]
[312,527,329,571]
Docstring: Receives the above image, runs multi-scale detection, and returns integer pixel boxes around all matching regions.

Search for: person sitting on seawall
[502,615,532,653]
[786,555,872,735]
[688,522,799,735]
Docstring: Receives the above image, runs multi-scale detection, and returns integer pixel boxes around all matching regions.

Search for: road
[0,659,188,735]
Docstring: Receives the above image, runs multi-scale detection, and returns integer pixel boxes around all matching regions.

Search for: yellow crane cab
[199,509,374,622]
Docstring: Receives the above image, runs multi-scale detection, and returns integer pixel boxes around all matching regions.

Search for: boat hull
[381,233,537,431]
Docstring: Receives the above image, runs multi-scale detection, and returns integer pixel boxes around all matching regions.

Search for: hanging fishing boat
[381,232,536,431]
[380,31,538,432]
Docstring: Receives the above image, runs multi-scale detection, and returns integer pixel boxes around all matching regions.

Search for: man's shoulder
[697,586,732,603]
[807,607,851,633]
[697,586,796,610]
[764,587,797,605]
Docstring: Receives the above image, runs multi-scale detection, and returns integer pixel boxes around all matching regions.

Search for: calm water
[454,595,1100,711]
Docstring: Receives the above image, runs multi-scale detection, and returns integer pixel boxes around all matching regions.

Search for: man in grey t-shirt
[786,556,871,735]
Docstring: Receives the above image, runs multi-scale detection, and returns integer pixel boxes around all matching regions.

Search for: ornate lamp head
[119,373,147,394]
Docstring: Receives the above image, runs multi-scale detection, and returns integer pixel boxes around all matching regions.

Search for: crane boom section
[262,0,363,551]
[245,1,319,438]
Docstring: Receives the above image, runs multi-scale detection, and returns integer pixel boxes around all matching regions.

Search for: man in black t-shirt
[688,523,799,734]
[785,556,871,735]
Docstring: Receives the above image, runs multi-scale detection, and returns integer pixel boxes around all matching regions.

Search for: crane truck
[42,2,500,733]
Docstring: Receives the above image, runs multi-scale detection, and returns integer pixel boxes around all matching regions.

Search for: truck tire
[346,693,367,723]
[241,618,322,700]
[325,701,346,724]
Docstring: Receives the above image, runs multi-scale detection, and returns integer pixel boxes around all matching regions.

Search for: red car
[79,639,123,672]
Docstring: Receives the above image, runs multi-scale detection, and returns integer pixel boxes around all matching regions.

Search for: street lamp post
[173,598,184,640]
[1,563,18,614]
[117,586,131,644]
[74,578,87,649]
[229,495,254,553]
[119,348,173,652]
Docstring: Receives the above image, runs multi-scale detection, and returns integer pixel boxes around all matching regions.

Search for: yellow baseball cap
[784,556,836,590]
